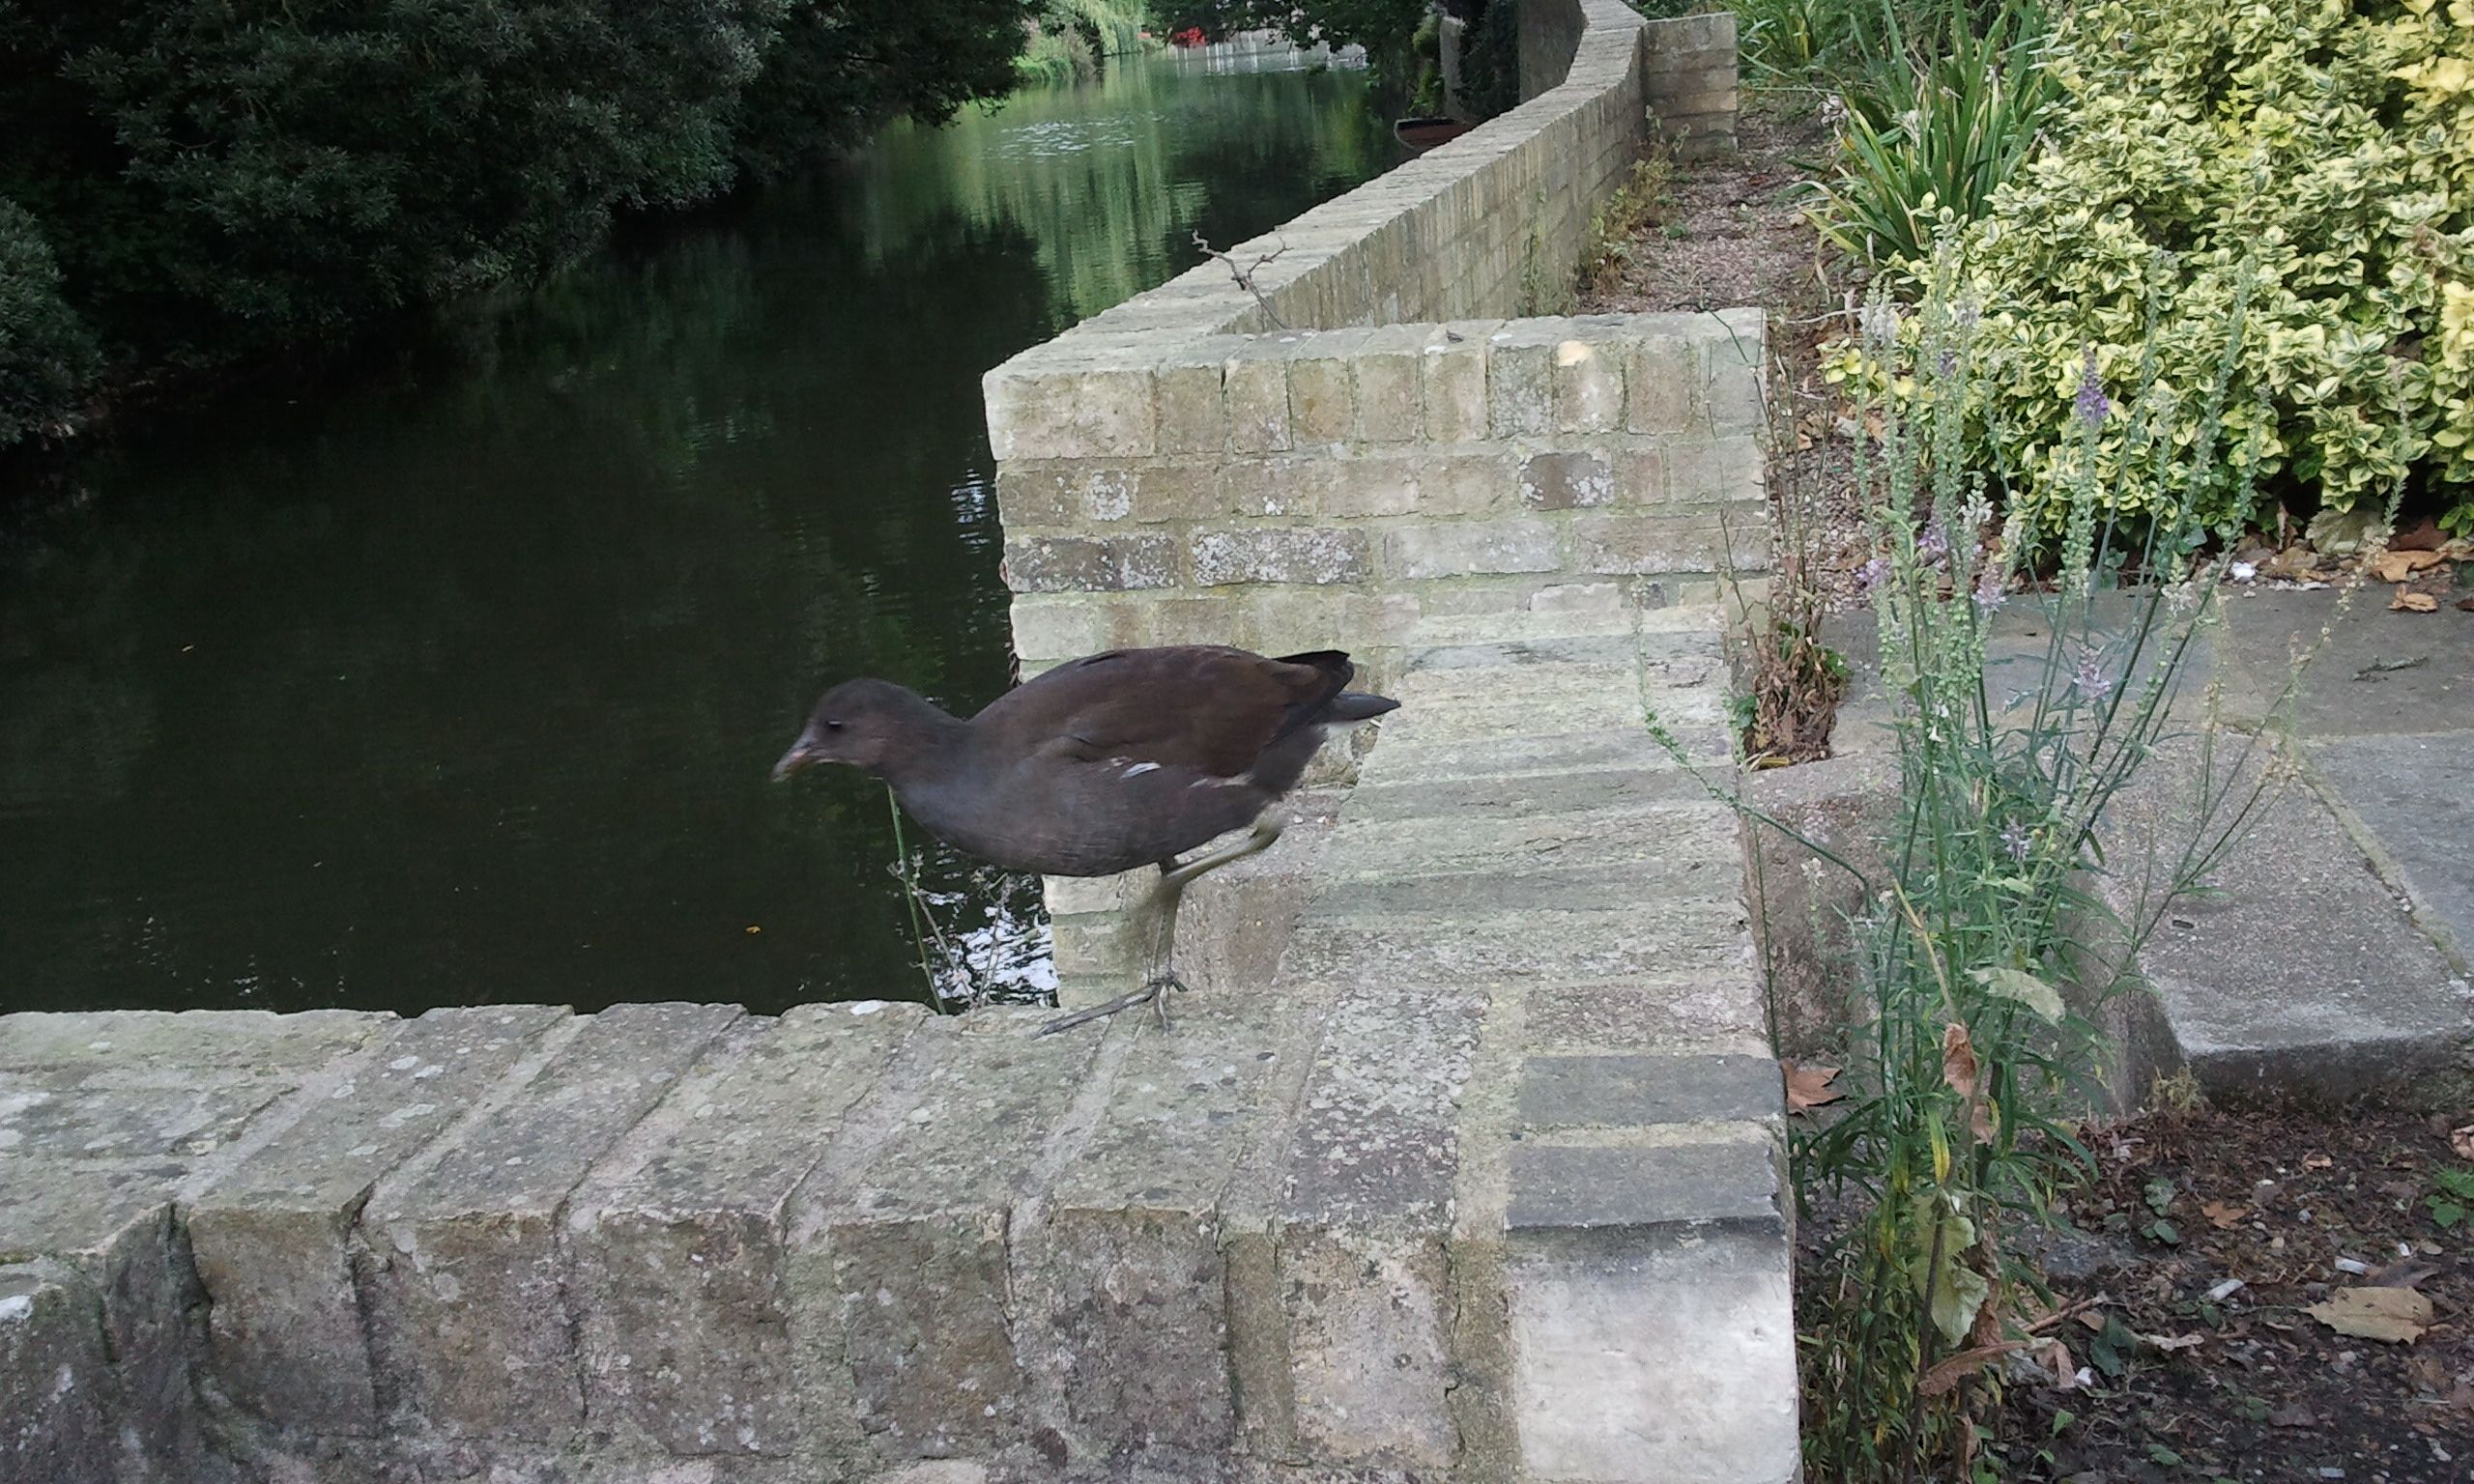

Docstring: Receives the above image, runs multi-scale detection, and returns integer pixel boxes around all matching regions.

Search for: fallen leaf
[2303,1152,2334,1170]
[2372,549,2445,582]
[1783,1059,1844,1113]
[2395,517,2445,552]
[2202,1199,2250,1230]
[1919,1342,2022,1396]
[2076,1310,2107,1333]
[2453,1123,2474,1160]
[2391,587,2439,613]
[2306,1286,2432,1344]
[2268,1401,2317,1428]
[2043,1338,2077,1390]
[2459,596,2474,613]
[2143,1331,2205,1353]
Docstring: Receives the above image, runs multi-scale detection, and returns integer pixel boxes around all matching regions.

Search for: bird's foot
[1032,973,1188,1038]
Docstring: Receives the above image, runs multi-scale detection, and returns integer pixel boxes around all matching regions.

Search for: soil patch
[1797,1102,2474,1482]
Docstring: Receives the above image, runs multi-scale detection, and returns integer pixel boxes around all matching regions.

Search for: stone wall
[3,603,1795,1484]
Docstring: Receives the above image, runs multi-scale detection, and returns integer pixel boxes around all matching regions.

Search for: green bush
[0,200,101,445]
[1837,0,2474,536]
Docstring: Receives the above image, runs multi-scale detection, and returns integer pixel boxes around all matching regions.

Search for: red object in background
[1172,26,1205,46]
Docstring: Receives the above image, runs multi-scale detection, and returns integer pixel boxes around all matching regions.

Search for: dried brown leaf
[2043,1338,2077,1390]
[1918,1342,2022,1396]
[2372,549,2444,582]
[1782,1059,1844,1113]
[2452,1123,2474,1160]
[1942,1023,1979,1099]
[2268,1401,2317,1429]
[2391,587,2439,613]
[2306,1286,2431,1344]
[2201,1199,2249,1230]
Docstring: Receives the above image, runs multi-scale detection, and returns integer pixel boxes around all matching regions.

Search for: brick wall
[991,312,1769,694]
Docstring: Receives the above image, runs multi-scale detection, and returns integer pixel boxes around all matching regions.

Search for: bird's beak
[770,734,820,784]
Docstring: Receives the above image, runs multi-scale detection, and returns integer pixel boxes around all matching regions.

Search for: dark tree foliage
[735,0,1034,183]
[0,0,1033,441]
[0,199,102,444]
[1456,0,1521,120]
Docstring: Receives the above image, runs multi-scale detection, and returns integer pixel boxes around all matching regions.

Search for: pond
[0,47,1405,1019]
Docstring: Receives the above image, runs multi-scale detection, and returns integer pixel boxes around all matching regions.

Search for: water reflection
[0,54,1402,1017]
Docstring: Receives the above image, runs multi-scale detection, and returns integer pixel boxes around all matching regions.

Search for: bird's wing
[983,646,1351,780]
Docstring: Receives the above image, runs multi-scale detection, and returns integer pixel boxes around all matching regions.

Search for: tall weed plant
[1688,268,2385,1479]
[1810,3,2057,271]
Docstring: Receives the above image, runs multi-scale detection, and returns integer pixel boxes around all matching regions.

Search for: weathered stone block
[1625,334,1697,433]
[361,1002,741,1441]
[1553,336,1625,432]
[984,362,1160,462]
[567,1002,923,1458]
[1607,446,1670,506]
[799,1010,1103,1461]
[189,1003,570,1439]
[1387,519,1560,580]
[1509,1226,1798,1484]
[1006,594,1110,666]
[1510,1138,1781,1234]
[1129,463,1235,523]
[1421,323,1497,442]
[1666,435,1765,506]
[1352,327,1425,443]
[1519,1054,1780,1130]
[1192,528,1369,587]
[1569,512,1757,577]
[1224,349,1292,453]
[996,464,1136,527]
[1488,335,1557,439]
[1286,331,1366,446]
[1003,533,1180,593]
[0,1262,112,1484]
[1272,968,1484,1470]
[1519,449,1615,509]
[1029,1207,1235,1454]
[1277,1225,1455,1471]
[1155,357,1228,455]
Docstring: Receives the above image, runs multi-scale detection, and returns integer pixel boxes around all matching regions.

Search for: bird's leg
[1034,818,1284,1037]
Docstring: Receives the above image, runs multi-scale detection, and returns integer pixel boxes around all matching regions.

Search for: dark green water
[0,52,1402,1018]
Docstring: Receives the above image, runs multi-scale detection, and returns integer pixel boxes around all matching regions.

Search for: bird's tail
[1329,691,1399,722]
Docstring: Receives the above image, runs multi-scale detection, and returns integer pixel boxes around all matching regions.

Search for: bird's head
[770,678,932,782]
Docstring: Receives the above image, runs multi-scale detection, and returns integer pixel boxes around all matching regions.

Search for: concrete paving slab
[2110,753,2470,1100]
[2214,587,2474,736]
[2310,729,2474,968]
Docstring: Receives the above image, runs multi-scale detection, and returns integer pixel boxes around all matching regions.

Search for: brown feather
[976,645,1349,780]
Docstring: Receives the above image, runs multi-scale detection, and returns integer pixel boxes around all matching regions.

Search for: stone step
[2106,743,2471,1100]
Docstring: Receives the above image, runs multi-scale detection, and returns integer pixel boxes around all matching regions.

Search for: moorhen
[772,645,1397,1032]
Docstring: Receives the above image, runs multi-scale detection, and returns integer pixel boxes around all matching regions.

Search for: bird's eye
[822,720,844,732]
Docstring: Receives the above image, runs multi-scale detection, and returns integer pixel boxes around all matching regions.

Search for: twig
[1194,231,1289,329]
